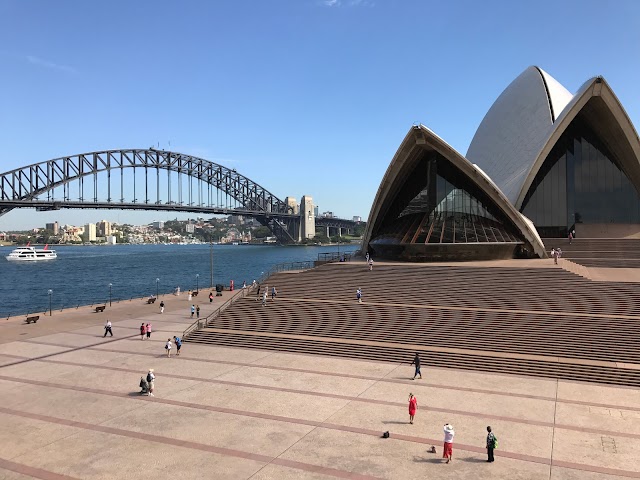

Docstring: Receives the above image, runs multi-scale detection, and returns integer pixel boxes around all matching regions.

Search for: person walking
[146,323,152,339]
[196,305,200,318]
[486,426,496,462]
[256,285,261,301]
[262,290,268,307]
[140,323,146,340]
[551,248,558,265]
[443,424,455,463]
[408,393,418,424]
[146,369,155,397]
[188,291,192,301]
[190,304,195,318]
[365,252,369,263]
[165,338,173,357]
[103,320,113,337]
[411,353,422,380]
[173,336,182,356]
[271,286,277,301]
[242,280,247,289]
[368,258,374,271]
[209,292,213,303]
[356,288,362,304]
[159,301,165,314]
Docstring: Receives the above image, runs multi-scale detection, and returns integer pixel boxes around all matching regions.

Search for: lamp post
[109,283,112,307]
[209,238,214,288]
[196,274,199,293]
[48,289,52,316]
[156,278,159,298]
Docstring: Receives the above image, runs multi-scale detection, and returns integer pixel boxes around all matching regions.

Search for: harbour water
[0,243,358,317]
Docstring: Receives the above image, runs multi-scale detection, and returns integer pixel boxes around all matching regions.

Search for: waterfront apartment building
[97,220,111,237]
[84,223,97,242]
[152,221,164,229]
[45,221,59,235]
[185,224,195,233]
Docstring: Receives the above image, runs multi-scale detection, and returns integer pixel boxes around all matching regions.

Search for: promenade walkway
[0,278,639,479]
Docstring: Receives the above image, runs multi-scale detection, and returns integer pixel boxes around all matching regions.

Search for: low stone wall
[560,259,592,280]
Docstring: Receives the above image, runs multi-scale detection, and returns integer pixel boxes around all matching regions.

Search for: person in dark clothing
[411,353,422,380]
[486,426,496,462]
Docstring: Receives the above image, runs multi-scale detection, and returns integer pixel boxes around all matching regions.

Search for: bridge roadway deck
[0,261,639,479]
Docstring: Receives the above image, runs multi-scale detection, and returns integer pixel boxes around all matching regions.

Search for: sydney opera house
[362,66,640,261]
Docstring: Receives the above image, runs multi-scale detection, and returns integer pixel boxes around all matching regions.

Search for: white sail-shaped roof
[466,66,574,205]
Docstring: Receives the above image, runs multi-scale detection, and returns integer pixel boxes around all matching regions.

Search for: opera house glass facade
[363,66,640,261]
[522,118,640,237]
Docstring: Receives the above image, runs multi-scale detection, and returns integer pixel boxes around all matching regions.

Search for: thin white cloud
[26,55,77,73]
[320,0,374,7]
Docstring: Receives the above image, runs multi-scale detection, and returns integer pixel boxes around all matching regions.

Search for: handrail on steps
[182,259,318,338]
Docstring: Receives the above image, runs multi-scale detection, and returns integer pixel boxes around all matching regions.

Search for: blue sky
[0,0,639,230]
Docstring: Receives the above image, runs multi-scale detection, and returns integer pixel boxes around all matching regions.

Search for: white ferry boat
[6,245,57,261]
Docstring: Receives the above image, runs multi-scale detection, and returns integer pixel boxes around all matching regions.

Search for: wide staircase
[543,237,640,268]
[185,262,640,387]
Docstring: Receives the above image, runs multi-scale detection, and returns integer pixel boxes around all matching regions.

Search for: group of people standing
[406,355,498,463]
[139,323,152,339]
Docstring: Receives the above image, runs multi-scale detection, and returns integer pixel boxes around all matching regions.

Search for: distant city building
[321,211,334,218]
[313,206,319,218]
[84,223,97,242]
[152,221,164,229]
[97,220,111,237]
[352,216,362,223]
[106,235,117,245]
[227,215,244,225]
[185,224,195,233]
[45,221,59,235]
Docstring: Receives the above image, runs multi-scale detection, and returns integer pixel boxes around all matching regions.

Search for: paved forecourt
[0,297,640,479]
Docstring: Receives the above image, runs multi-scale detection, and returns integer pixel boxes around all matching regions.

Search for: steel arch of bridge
[0,149,298,242]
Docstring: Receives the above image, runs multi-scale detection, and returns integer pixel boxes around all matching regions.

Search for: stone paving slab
[100,401,314,458]
[277,427,550,480]
[0,316,639,479]
[10,428,264,480]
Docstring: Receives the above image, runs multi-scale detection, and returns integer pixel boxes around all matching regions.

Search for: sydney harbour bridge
[0,149,357,243]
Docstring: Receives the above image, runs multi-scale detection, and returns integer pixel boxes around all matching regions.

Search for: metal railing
[317,251,353,264]
[182,259,318,338]
[182,286,254,337]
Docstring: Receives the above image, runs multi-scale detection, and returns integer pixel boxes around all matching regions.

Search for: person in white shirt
[443,424,455,463]
[165,338,173,357]
[103,320,113,337]
[147,369,155,396]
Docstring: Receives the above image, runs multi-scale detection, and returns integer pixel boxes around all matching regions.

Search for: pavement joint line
[21,357,640,441]
[192,327,639,371]
[2,386,639,479]
[14,339,640,413]
[0,405,382,480]
[0,457,83,480]
[3,371,640,479]
[0,334,140,370]
[279,296,640,321]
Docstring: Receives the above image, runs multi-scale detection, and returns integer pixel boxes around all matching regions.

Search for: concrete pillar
[300,195,315,240]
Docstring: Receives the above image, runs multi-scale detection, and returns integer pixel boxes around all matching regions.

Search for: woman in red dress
[408,393,417,424]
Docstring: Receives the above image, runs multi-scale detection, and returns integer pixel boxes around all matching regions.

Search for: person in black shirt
[411,353,422,380]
